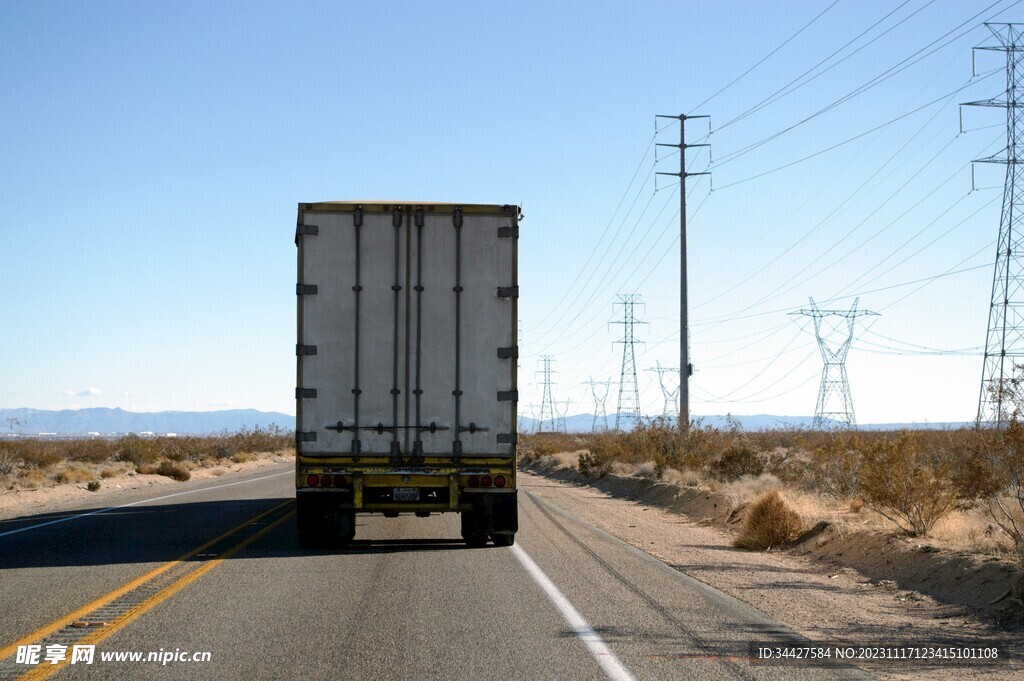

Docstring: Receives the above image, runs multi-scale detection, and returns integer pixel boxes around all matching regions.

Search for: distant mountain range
[0,408,971,437]
[0,408,294,436]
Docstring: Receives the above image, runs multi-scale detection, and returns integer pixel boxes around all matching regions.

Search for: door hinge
[296,344,318,356]
[295,388,318,399]
[497,433,518,445]
[497,390,518,402]
[497,286,519,298]
[295,224,319,237]
[296,431,317,443]
[498,226,519,238]
[497,346,518,359]
[295,284,318,295]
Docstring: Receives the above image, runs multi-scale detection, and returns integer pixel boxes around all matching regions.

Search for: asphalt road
[0,464,870,680]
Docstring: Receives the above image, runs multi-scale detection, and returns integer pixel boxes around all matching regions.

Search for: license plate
[393,487,420,502]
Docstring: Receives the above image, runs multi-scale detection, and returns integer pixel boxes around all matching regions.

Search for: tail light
[480,475,492,488]
[468,475,480,488]
[494,475,507,488]
[321,474,333,487]
[307,474,319,487]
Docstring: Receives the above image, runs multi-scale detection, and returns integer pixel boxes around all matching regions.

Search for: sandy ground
[519,467,1024,680]
[0,452,293,522]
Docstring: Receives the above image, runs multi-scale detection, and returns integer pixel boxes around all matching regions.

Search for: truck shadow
[0,497,484,569]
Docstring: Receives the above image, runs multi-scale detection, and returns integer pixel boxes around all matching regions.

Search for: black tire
[297,498,355,548]
[297,506,325,549]
[491,533,515,547]
[461,510,488,547]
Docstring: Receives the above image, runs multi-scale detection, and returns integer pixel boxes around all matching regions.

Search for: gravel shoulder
[519,467,1024,680]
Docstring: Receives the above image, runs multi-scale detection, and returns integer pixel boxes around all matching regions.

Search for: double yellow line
[2,500,295,680]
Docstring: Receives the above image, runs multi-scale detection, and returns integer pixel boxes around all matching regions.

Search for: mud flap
[297,492,355,548]
[461,490,518,536]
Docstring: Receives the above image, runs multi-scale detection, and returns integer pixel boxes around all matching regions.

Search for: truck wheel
[297,506,323,549]
[461,510,488,548]
[336,510,356,546]
[491,533,515,547]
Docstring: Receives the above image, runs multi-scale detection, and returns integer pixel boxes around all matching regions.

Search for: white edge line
[0,470,293,538]
[510,543,635,681]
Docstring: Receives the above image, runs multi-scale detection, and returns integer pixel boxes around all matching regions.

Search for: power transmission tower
[612,294,647,430]
[554,399,573,434]
[656,113,711,431]
[790,298,878,429]
[585,378,614,431]
[647,362,681,419]
[536,356,557,432]
[525,403,539,434]
[963,24,1024,425]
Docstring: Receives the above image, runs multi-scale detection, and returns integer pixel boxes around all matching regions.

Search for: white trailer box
[294,202,520,547]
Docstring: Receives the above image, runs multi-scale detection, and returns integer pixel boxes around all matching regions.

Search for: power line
[716,0,920,132]
[688,0,843,113]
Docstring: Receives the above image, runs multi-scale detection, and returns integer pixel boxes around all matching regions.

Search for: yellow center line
[0,499,293,662]
[17,509,297,681]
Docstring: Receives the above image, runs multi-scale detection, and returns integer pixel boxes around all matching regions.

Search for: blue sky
[2,0,1023,424]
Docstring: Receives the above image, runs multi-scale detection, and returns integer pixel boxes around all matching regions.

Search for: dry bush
[849,498,864,513]
[734,490,805,550]
[0,448,15,475]
[232,452,257,464]
[100,467,119,479]
[663,467,702,487]
[807,432,863,500]
[157,460,190,481]
[954,419,1024,562]
[52,467,95,485]
[17,443,62,470]
[519,432,581,463]
[858,431,960,536]
[87,481,101,492]
[633,461,659,480]
[116,435,161,467]
[718,473,783,507]
[63,439,114,464]
[707,437,763,482]
[578,432,621,478]
[16,469,45,489]
[140,459,191,481]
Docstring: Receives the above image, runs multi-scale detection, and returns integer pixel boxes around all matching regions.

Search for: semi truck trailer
[294,201,520,548]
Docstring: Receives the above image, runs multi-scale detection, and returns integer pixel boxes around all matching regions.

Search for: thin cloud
[63,387,102,397]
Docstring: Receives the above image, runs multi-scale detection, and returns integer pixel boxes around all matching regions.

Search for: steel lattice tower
[964,24,1024,425]
[612,294,646,430]
[585,378,614,431]
[554,399,572,434]
[647,362,681,418]
[536,356,557,432]
[791,298,878,429]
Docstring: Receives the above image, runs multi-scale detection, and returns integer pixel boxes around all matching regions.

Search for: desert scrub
[707,437,763,482]
[734,490,805,550]
[858,431,960,536]
[0,448,15,475]
[136,459,191,482]
[52,466,96,485]
[518,432,581,464]
[116,434,161,467]
[956,419,1024,562]
[578,432,621,478]
[806,432,863,500]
